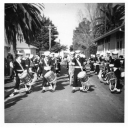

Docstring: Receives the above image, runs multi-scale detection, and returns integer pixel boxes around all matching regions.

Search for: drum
[77,71,89,91]
[106,72,116,82]
[44,71,56,83]
[19,70,32,84]
[77,71,88,83]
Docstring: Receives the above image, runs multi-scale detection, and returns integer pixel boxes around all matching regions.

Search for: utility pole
[48,25,51,51]
[42,25,56,52]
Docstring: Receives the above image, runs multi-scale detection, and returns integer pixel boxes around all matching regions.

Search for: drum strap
[44,58,49,67]
[16,60,24,71]
[76,59,83,71]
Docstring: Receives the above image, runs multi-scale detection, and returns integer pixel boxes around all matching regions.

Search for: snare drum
[77,71,88,82]
[19,70,32,84]
[44,71,56,83]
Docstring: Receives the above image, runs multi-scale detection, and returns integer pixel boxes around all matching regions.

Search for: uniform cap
[112,51,118,54]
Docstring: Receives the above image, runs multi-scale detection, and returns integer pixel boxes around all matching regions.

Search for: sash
[76,59,83,71]
[16,60,24,71]
[44,58,49,67]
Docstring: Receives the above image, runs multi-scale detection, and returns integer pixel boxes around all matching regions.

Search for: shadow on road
[5,93,28,109]
[55,65,69,91]
[88,85,96,92]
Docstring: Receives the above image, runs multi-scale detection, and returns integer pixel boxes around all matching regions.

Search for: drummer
[111,51,121,93]
[9,52,25,96]
[41,51,53,93]
[71,50,85,93]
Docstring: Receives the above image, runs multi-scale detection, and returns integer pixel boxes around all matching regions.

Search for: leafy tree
[51,42,68,53]
[94,3,125,38]
[5,3,44,52]
[32,16,59,51]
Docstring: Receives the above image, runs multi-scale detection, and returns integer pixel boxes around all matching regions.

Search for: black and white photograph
[3,1,126,124]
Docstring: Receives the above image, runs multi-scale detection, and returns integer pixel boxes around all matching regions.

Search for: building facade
[94,25,124,56]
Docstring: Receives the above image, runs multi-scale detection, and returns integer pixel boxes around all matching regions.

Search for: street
[5,63,124,123]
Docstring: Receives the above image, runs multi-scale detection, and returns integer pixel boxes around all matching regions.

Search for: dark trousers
[14,75,20,90]
[72,68,81,87]
[90,62,94,71]
[58,63,61,72]
[95,65,100,74]
[114,68,121,89]
[42,69,49,87]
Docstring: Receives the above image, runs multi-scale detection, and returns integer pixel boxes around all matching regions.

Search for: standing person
[57,55,61,74]
[37,54,44,78]
[68,51,75,86]
[33,55,39,74]
[95,52,100,75]
[7,52,14,78]
[50,53,56,73]
[25,54,30,71]
[105,51,112,72]
[90,54,95,71]
[111,51,122,92]
[41,51,53,93]
[55,53,61,76]
[71,50,85,93]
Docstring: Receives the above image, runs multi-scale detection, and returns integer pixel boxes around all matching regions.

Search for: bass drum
[77,71,89,91]
[44,71,56,83]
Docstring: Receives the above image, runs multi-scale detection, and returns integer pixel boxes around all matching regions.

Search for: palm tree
[5,3,44,52]
[94,3,125,38]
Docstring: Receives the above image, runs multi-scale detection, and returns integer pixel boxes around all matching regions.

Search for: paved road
[5,64,124,123]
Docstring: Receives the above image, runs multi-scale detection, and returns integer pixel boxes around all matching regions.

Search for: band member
[106,51,112,63]
[90,54,95,71]
[7,52,14,79]
[50,53,56,73]
[68,51,75,86]
[55,53,61,75]
[25,54,30,71]
[37,54,44,78]
[9,52,24,96]
[33,55,40,79]
[42,51,53,92]
[95,52,100,75]
[71,50,85,93]
[57,55,61,74]
[111,51,121,92]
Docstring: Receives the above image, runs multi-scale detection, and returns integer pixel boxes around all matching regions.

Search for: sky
[42,3,85,47]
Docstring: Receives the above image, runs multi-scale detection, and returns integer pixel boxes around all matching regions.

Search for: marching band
[8,49,124,97]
